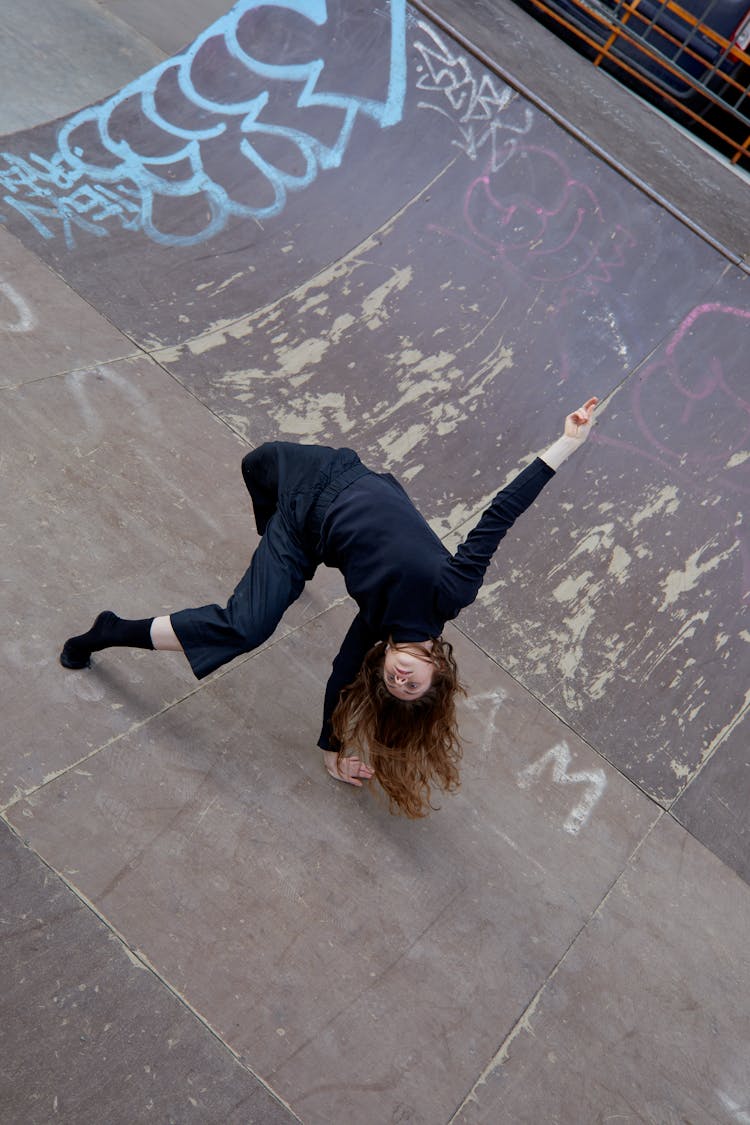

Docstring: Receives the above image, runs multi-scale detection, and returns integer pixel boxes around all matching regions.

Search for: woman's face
[382,643,435,701]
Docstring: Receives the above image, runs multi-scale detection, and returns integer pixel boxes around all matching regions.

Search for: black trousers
[171,442,369,679]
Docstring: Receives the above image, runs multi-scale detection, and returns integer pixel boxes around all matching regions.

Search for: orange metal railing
[526,0,750,166]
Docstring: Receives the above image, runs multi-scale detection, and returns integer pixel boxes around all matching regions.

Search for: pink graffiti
[633,303,750,470]
[460,145,635,291]
[429,145,634,300]
[596,302,750,598]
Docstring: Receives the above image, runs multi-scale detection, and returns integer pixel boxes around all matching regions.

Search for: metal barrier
[524,0,750,167]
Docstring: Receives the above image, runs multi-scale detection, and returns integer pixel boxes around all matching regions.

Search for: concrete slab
[0,227,136,388]
[0,0,165,135]
[0,821,296,1125]
[451,815,750,1124]
[97,0,234,55]
[1,353,345,808]
[458,265,750,804]
[5,609,659,1124]
[673,708,750,885]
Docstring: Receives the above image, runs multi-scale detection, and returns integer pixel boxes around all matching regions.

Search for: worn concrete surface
[5,616,660,1123]
[1,1,749,1123]
[673,710,750,885]
[0,347,346,808]
[0,823,296,1125]
[451,816,750,1124]
[0,0,166,135]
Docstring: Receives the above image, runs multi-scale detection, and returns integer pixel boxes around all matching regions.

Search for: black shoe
[59,610,117,670]
[60,642,92,669]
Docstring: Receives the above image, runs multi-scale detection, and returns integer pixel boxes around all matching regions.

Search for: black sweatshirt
[316,456,555,749]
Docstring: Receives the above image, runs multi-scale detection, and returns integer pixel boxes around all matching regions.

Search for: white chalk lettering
[517,741,606,835]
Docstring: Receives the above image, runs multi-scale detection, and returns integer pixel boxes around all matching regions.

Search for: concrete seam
[1,597,350,815]
[446,812,664,1121]
[87,0,171,62]
[451,623,668,812]
[0,352,142,392]
[146,154,459,362]
[666,695,750,812]
[0,815,303,1123]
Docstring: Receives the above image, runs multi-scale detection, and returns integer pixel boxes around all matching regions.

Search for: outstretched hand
[564,397,599,441]
[323,750,375,788]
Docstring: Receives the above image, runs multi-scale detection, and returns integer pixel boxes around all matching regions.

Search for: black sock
[60,611,154,669]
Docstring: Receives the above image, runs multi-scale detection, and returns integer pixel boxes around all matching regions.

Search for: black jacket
[317,456,554,749]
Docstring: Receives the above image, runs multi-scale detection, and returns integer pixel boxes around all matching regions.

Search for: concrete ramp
[0,0,409,346]
[1,2,749,1122]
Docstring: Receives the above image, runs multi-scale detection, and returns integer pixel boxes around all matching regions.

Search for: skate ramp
[1,2,749,1122]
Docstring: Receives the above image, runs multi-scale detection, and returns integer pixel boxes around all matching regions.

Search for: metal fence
[524,0,750,168]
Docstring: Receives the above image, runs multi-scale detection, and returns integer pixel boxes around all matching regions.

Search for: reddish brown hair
[331,638,465,818]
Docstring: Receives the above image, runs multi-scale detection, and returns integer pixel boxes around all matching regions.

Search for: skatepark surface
[1,2,749,1122]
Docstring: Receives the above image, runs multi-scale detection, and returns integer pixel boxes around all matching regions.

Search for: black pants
[171,442,369,679]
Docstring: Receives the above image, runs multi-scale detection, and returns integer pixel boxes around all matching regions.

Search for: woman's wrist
[539,434,583,471]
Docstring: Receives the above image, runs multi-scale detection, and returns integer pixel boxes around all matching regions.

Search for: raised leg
[169,510,318,679]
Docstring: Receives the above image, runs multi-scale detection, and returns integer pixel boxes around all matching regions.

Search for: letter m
[517,741,607,835]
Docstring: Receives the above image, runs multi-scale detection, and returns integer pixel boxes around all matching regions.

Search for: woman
[61,398,598,816]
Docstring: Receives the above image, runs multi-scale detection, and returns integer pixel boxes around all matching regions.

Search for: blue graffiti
[0,0,406,247]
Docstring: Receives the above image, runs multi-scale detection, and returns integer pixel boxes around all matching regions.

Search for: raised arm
[437,398,599,618]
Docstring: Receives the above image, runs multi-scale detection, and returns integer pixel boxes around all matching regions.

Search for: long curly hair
[330,637,466,818]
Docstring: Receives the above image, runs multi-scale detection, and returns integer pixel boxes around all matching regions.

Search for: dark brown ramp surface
[1,1,749,1122]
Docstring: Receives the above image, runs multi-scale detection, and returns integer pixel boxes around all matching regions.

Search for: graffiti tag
[0,0,407,248]
[413,22,533,169]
